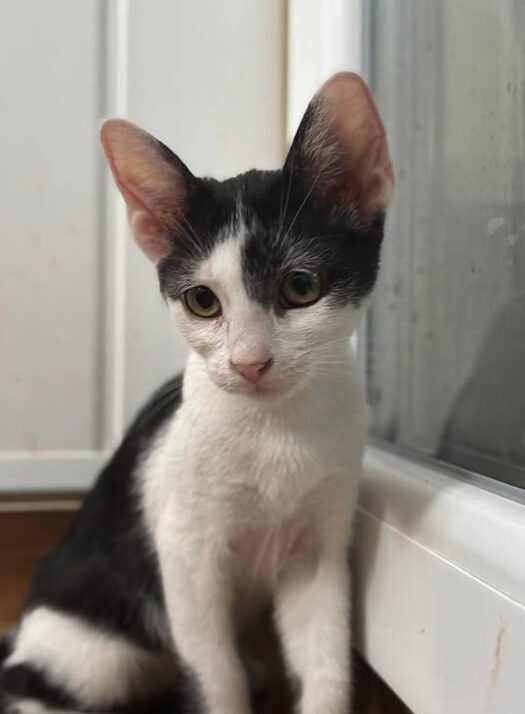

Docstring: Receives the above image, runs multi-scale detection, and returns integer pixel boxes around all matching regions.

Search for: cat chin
[209,374,307,401]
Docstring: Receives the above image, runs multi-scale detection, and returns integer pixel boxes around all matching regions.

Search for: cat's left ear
[285,72,394,223]
[100,119,196,261]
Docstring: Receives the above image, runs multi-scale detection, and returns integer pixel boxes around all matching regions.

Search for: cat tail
[0,652,100,714]
[0,638,186,714]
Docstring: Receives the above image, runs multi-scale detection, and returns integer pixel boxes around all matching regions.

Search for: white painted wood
[105,0,131,444]
[361,448,525,606]
[0,0,106,453]
[0,454,108,492]
[355,447,525,714]
[0,0,286,491]
[287,0,363,141]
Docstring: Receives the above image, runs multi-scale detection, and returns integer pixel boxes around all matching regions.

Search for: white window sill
[354,446,525,714]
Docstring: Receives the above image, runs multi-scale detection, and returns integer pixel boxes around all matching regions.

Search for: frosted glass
[368,0,525,487]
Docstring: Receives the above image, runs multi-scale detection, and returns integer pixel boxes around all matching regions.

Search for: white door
[0,0,285,491]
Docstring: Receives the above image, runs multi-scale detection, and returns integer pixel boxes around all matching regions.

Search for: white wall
[0,0,286,491]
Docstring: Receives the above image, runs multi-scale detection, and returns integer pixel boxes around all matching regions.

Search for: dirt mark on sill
[490,623,507,689]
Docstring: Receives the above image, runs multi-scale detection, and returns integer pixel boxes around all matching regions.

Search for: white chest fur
[140,349,366,595]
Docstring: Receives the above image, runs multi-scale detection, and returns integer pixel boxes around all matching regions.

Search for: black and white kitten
[0,73,393,714]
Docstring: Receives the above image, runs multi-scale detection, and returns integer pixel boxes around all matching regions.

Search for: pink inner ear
[128,208,170,262]
[110,167,172,262]
[100,119,187,262]
[356,135,395,219]
[318,72,395,220]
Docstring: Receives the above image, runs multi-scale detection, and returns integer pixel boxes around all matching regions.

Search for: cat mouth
[231,374,301,398]
[236,380,281,396]
[208,363,305,397]
[211,372,293,397]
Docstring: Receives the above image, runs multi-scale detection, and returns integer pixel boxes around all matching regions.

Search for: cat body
[143,345,366,712]
[146,346,366,595]
[0,73,393,714]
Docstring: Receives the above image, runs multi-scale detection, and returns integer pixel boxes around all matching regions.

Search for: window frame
[288,2,525,712]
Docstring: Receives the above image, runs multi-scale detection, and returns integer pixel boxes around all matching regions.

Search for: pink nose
[231,358,272,383]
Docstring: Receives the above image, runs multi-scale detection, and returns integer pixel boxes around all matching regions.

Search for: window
[368,0,525,489]
[289,2,525,713]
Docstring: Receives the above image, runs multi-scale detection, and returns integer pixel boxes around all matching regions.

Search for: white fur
[5,607,175,710]
[140,227,367,714]
[170,226,362,398]
[5,698,81,714]
[4,700,109,714]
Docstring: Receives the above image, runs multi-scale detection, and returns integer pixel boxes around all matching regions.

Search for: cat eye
[280,271,323,308]
[183,286,222,318]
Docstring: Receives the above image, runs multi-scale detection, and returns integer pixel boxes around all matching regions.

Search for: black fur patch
[240,170,385,309]
[156,162,385,312]
[153,89,387,314]
[0,641,9,665]
[157,176,240,300]
[0,665,189,714]
[23,375,183,653]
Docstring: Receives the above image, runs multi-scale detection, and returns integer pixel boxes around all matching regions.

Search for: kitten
[0,72,393,714]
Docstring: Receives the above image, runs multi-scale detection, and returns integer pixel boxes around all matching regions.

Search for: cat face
[157,175,384,396]
[101,73,394,397]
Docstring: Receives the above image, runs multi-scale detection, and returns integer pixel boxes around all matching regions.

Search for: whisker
[173,212,205,251]
[294,336,352,359]
[311,360,351,367]
[275,152,296,243]
[279,178,318,245]
[309,366,356,378]
[307,233,344,241]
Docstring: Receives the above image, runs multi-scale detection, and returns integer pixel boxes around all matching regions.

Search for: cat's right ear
[100,120,195,262]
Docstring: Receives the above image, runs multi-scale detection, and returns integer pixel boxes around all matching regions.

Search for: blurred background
[0,0,365,493]
[2,1,523,497]
[0,0,287,492]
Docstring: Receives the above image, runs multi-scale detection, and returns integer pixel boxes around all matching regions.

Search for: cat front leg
[158,522,251,714]
[275,550,351,714]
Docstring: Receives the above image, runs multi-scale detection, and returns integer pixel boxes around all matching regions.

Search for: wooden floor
[0,500,78,634]
[0,498,411,713]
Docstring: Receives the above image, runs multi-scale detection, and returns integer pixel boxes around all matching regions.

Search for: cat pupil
[293,274,312,295]
[197,288,214,308]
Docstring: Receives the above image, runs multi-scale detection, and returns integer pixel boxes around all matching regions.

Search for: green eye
[184,286,221,318]
[280,271,323,308]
